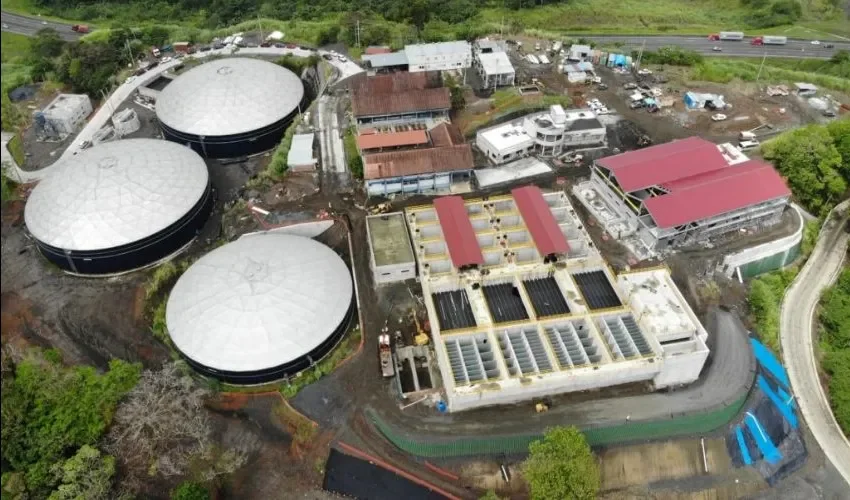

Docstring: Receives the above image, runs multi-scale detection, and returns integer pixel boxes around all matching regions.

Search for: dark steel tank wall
[159,84,311,159]
[177,286,355,385]
[33,181,214,275]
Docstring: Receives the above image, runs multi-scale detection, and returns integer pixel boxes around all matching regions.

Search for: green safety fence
[367,393,749,457]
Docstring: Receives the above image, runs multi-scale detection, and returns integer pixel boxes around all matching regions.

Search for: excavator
[409,309,430,346]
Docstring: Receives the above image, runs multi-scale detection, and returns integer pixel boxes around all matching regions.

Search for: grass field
[4,0,847,41]
[691,56,850,93]
[1,32,33,90]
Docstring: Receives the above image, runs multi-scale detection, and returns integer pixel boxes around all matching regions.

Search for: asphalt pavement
[780,200,850,489]
[584,35,849,59]
[1,11,82,41]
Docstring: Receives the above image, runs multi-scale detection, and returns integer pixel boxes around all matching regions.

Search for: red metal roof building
[643,160,791,228]
[588,137,791,249]
[511,186,570,255]
[434,196,484,268]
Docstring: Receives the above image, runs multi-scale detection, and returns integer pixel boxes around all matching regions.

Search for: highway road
[1,11,83,41]
[581,35,850,59]
[780,200,850,489]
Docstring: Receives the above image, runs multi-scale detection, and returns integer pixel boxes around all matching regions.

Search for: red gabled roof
[644,160,791,228]
[511,186,570,255]
[357,130,429,151]
[434,196,484,268]
[597,137,729,192]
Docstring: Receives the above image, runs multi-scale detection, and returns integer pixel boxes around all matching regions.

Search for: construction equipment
[370,202,391,215]
[379,334,394,378]
[410,309,430,346]
[535,402,550,413]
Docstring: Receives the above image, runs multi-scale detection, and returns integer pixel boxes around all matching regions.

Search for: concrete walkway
[780,199,850,489]
[1,46,363,183]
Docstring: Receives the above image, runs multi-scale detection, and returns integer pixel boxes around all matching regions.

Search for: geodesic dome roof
[155,57,304,137]
[165,232,353,373]
[24,139,209,252]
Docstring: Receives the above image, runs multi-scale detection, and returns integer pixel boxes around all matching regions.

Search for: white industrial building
[476,105,606,164]
[473,40,515,89]
[366,213,416,284]
[404,186,710,412]
[406,41,472,72]
[36,93,92,138]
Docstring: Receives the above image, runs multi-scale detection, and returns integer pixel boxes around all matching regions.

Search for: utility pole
[755,51,767,83]
[355,20,361,49]
[635,39,646,71]
[257,13,264,43]
[124,38,135,68]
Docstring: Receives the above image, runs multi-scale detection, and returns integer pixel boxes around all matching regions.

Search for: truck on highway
[708,31,745,41]
[751,35,787,45]
[379,334,394,378]
[71,24,90,33]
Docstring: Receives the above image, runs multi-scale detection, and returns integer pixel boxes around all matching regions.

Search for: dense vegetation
[522,426,600,500]
[819,267,850,436]
[762,120,850,217]
[0,349,140,497]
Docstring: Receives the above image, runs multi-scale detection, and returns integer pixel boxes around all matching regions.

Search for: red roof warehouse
[595,137,791,228]
[512,186,570,255]
[434,196,484,268]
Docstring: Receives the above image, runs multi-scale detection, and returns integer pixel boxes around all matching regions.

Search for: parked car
[260,42,271,47]
[739,140,760,150]
[598,83,608,90]
[213,42,225,49]
[711,113,727,121]
[274,43,285,48]
[629,101,644,109]
[322,53,333,61]
[823,110,837,117]
[623,82,637,90]
[637,68,653,75]
[199,45,212,52]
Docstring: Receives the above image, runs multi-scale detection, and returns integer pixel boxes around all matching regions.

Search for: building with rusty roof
[362,122,473,197]
[351,72,450,127]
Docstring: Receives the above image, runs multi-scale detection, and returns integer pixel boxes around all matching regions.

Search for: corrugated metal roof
[364,46,392,55]
[511,186,570,255]
[428,122,464,148]
[644,160,790,228]
[287,133,316,166]
[357,130,428,150]
[434,195,484,267]
[352,87,451,118]
[362,51,409,67]
[405,41,471,59]
[363,144,473,180]
[350,71,437,94]
[597,137,728,192]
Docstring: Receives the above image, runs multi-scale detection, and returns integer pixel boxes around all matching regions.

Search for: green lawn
[691,56,850,93]
[1,32,33,89]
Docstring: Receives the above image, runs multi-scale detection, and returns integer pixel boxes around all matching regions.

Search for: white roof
[478,122,533,151]
[475,157,552,188]
[287,134,316,166]
[362,51,409,67]
[24,139,209,252]
[478,52,514,76]
[166,232,353,373]
[156,58,304,137]
[405,41,471,59]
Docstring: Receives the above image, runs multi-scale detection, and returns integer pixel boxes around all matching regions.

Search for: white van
[739,131,756,141]
[739,140,760,150]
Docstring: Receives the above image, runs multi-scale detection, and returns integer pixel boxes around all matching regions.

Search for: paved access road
[1,11,83,41]
[780,200,850,489]
[584,35,849,59]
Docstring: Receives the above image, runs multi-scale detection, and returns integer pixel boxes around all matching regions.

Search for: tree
[49,445,115,500]
[0,351,139,495]
[762,124,847,216]
[831,49,850,65]
[522,427,600,500]
[29,28,65,60]
[106,363,258,491]
[443,74,466,111]
[171,481,210,500]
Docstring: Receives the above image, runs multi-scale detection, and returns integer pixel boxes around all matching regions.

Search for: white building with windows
[39,94,92,137]
[476,106,606,164]
[405,41,473,72]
